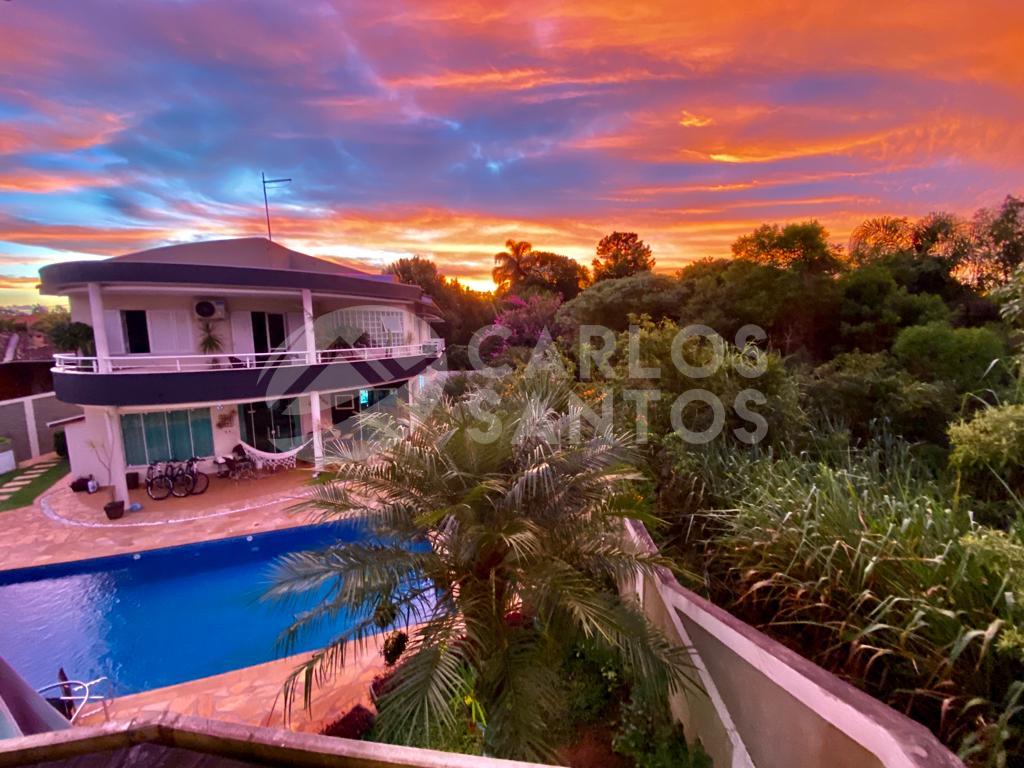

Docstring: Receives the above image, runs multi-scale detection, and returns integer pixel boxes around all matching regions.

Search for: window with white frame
[121,408,214,465]
[336,309,405,347]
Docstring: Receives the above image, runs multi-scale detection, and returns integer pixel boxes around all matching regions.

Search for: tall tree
[911,212,972,267]
[969,195,1024,289]
[492,240,588,299]
[524,251,589,299]
[269,376,689,760]
[732,221,844,275]
[592,232,654,281]
[385,256,495,346]
[848,216,913,264]
[492,239,536,293]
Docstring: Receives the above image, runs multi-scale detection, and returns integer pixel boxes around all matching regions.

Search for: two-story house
[38,238,445,502]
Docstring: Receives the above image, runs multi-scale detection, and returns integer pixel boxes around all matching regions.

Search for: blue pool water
[0,523,377,696]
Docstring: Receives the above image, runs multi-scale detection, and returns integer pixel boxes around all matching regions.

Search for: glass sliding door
[251,312,287,356]
[238,398,302,452]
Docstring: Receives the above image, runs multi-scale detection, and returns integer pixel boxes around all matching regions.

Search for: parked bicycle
[166,457,210,498]
[179,456,210,496]
[145,461,173,501]
[146,457,209,500]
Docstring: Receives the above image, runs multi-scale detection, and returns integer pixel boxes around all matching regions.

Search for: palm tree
[267,374,690,760]
[492,239,535,293]
[848,216,913,263]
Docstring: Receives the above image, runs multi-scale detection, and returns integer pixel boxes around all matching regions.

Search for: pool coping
[0,519,344,584]
[0,477,327,575]
[76,626,400,734]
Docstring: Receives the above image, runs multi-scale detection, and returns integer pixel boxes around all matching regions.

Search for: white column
[309,392,324,472]
[104,408,129,503]
[302,290,324,472]
[301,288,316,364]
[23,397,40,458]
[87,282,111,373]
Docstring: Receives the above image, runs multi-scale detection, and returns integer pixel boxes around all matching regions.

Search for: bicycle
[182,456,210,495]
[166,457,210,497]
[145,461,173,501]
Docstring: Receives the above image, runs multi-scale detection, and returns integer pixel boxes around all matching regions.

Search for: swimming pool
[0,523,380,696]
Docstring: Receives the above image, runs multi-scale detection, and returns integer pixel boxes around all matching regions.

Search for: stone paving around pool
[78,630,392,733]
[0,468,321,572]
[1,462,388,735]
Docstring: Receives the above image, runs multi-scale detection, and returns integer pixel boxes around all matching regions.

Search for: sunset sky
[2,0,1023,304]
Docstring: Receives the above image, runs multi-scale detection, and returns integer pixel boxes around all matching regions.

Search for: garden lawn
[0,459,69,512]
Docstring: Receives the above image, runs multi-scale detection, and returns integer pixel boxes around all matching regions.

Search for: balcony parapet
[51,342,445,407]
[53,342,444,374]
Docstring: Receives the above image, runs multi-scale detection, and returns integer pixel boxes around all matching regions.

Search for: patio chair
[0,656,107,737]
[223,445,257,480]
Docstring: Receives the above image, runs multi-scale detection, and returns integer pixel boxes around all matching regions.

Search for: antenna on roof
[261,172,291,241]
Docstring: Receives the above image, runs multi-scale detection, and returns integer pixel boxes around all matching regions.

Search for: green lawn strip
[0,460,70,512]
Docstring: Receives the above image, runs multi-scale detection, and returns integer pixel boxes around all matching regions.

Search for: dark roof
[112,238,387,279]
[38,238,432,307]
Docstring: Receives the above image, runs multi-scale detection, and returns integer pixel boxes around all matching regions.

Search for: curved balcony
[52,342,444,407]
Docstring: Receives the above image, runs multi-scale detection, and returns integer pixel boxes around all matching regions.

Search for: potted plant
[198,320,224,368]
[88,439,124,519]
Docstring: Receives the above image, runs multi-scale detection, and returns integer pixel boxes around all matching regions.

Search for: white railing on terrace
[53,340,445,374]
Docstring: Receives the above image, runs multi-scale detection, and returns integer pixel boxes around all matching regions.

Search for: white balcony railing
[53,341,445,374]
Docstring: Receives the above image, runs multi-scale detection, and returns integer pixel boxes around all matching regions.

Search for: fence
[624,519,963,768]
[0,392,81,463]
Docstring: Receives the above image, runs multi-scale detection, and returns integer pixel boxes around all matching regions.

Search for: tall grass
[668,437,1024,766]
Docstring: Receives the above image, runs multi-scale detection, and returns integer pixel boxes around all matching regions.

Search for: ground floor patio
[61,383,414,506]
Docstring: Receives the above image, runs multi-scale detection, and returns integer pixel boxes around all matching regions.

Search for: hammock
[237,439,312,472]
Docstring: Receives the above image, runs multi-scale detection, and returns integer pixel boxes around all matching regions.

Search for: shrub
[321,704,376,740]
[836,265,950,353]
[612,694,712,768]
[892,322,1005,392]
[805,352,954,445]
[445,344,471,370]
[556,271,685,335]
[561,643,623,729]
[685,438,1024,764]
[596,318,807,446]
[949,404,1024,498]
[53,429,68,458]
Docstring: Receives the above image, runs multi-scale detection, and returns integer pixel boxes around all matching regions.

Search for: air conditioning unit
[193,298,227,320]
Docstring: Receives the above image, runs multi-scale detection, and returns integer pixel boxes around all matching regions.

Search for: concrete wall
[624,520,963,768]
[64,407,111,482]
[0,392,81,463]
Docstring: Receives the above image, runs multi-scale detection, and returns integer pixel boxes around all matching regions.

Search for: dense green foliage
[270,373,691,762]
[892,322,1005,392]
[381,202,1024,764]
[950,404,1024,500]
[664,440,1022,764]
[556,271,685,333]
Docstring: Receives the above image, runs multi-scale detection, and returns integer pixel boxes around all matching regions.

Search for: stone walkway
[0,457,61,503]
[78,631,392,733]
[0,469,321,572]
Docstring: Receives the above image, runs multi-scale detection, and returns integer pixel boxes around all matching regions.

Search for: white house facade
[39,237,445,501]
